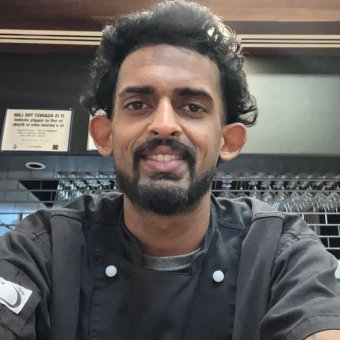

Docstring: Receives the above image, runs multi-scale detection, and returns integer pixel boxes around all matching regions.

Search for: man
[0,1,339,339]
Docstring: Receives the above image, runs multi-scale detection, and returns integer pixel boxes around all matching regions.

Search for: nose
[147,98,182,137]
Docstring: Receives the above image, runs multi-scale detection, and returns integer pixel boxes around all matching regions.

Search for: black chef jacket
[0,193,339,340]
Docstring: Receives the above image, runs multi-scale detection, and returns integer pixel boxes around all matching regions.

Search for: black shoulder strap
[232,212,284,340]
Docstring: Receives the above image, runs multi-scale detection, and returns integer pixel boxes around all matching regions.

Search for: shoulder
[17,192,123,233]
[213,196,323,257]
[1,192,124,253]
[275,213,321,261]
[0,193,124,338]
[213,195,285,231]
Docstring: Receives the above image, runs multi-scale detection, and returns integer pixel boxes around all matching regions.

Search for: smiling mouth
[143,154,184,172]
[133,138,196,175]
[147,154,180,162]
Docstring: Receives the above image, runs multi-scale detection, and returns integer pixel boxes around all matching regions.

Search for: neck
[123,192,211,256]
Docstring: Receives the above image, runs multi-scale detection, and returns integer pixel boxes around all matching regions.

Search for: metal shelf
[1,172,339,259]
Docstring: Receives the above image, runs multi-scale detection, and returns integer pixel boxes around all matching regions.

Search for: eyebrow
[116,86,213,102]
[175,87,213,102]
[117,86,155,97]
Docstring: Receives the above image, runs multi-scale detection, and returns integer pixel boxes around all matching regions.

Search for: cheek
[203,131,223,166]
[112,117,147,144]
[111,129,129,161]
[112,122,135,147]
[111,125,143,166]
[199,125,222,152]
[184,122,221,156]
[190,133,221,171]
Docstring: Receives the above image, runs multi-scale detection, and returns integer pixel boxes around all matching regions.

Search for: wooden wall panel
[1,0,340,31]
[0,1,339,54]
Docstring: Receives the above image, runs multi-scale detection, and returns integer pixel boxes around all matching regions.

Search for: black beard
[115,167,215,215]
[114,138,215,215]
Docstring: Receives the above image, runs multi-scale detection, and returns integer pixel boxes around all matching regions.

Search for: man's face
[111,44,225,215]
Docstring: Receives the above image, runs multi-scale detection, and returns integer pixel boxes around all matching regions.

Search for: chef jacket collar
[117,198,218,271]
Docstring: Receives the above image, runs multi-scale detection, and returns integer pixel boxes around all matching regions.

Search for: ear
[89,116,113,157]
[219,123,247,161]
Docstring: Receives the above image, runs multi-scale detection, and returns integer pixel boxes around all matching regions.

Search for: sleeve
[260,215,340,340]
[0,212,52,339]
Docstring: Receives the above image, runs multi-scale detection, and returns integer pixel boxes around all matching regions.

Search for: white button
[212,270,224,283]
[105,265,117,278]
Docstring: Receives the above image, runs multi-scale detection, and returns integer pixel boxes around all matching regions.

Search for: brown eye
[188,104,201,112]
[126,101,147,110]
[181,103,206,114]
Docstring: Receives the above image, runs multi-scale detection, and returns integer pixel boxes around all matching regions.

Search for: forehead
[116,44,221,95]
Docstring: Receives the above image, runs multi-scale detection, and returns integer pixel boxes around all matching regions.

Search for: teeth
[148,154,179,161]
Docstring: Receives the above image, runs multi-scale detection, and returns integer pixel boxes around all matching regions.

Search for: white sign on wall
[1,109,72,152]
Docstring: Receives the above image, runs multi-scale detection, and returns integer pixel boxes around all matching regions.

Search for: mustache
[132,138,196,168]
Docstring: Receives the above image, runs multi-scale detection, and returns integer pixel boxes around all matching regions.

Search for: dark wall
[1,52,340,173]
[0,53,93,155]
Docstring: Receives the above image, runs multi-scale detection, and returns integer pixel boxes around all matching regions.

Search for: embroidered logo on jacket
[0,277,32,314]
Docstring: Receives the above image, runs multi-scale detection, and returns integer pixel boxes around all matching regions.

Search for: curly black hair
[81,0,258,126]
